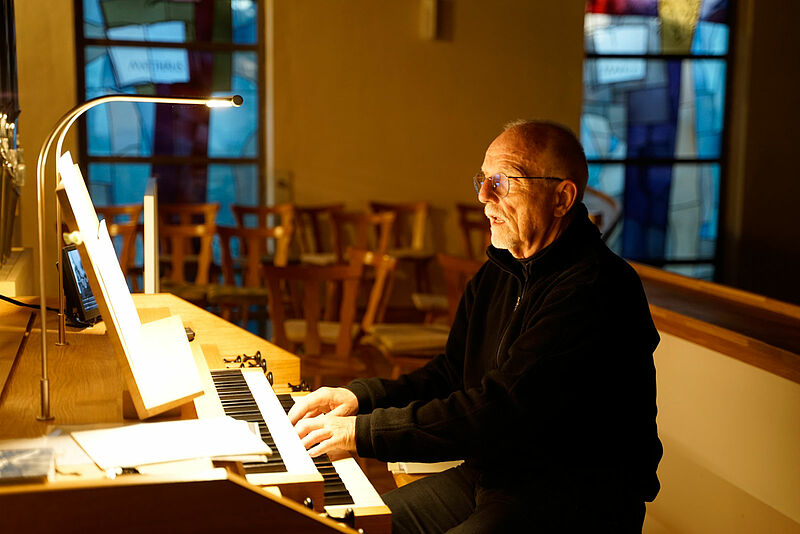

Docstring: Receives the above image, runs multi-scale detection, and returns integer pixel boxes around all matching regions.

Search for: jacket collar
[486,203,600,283]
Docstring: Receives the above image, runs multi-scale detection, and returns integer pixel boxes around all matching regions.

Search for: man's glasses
[473,172,564,198]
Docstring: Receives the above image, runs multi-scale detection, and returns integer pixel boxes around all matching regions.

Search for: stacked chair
[262,249,397,388]
[157,202,220,306]
[94,203,143,290]
[209,203,295,332]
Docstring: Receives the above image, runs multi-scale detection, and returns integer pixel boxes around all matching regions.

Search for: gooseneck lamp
[36,94,243,421]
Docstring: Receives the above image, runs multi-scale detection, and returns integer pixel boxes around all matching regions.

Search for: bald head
[499,120,588,201]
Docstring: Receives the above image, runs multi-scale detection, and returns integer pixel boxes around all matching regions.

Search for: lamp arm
[35,93,241,421]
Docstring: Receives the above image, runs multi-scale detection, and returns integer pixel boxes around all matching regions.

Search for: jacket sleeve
[351,266,659,465]
[346,271,477,414]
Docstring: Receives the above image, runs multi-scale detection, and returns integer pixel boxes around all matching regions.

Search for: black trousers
[382,465,646,534]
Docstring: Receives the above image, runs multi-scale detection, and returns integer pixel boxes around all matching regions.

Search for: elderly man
[289,120,662,532]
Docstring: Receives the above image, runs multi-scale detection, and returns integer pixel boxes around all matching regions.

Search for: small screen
[66,248,97,311]
[63,245,100,325]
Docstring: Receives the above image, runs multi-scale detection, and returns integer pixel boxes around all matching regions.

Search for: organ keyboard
[195,367,391,533]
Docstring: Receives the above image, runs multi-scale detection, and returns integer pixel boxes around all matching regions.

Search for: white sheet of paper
[71,417,272,471]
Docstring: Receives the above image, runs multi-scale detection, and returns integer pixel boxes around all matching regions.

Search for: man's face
[478,128,559,259]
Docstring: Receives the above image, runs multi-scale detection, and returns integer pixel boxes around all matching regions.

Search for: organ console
[0,293,391,533]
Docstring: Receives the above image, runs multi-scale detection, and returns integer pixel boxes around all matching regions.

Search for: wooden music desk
[0,295,366,533]
[0,293,300,439]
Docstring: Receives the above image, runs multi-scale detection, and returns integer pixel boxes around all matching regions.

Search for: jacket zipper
[496,278,525,366]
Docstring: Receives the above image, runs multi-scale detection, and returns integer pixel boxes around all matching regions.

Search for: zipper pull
[514,295,521,310]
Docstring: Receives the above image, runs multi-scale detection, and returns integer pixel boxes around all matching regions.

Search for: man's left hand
[294,414,357,458]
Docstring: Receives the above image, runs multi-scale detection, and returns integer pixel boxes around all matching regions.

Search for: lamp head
[206,95,243,108]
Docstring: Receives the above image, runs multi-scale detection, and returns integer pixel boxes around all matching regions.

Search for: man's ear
[553,180,578,217]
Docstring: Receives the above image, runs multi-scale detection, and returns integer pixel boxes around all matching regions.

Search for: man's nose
[477,178,497,204]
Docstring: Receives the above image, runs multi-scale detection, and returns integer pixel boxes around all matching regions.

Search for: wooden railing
[630,262,800,385]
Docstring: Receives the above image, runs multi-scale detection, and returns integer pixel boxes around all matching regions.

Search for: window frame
[73,0,267,205]
[582,5,738,278]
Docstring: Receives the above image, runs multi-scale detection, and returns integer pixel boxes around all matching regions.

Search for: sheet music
[71,417,272,471]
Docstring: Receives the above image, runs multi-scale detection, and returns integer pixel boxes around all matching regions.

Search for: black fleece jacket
[347,204,662,502]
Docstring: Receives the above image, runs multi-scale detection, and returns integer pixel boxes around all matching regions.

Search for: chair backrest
[293,203,344,255]
[158,203,219,284]
[230,203,295,270]
[584,186,622,242]
[456,203,490,261]
[262,254,366,357]
[330,211,396,263]
[368,201,428,251]
[95,204,142,278]
[217,225,291,287]
[349,248,398,331]
[437,253,483,324]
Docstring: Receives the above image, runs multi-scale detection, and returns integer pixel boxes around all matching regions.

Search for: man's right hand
[287,386,359,425]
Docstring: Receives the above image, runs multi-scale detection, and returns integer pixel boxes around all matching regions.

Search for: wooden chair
[437,253,483,325]
[231,203,295,268]
[362,253,482,378]
[210,223,292,329]
[95,204,142,289]
[331,211,396,263]
[369,201,433,294]
[584,186,622,242]
[158,203,219,305]
[294,203,344,265]
[279,249,398,381]
[262,252,369,388]
[456,203,490,261]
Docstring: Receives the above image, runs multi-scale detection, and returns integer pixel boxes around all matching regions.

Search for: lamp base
[36,378,54,421]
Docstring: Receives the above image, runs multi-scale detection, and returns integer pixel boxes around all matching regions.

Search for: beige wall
[644,333,800,533]
[12,2,799,303]
[272,0,585,255]
[14,0,78,296]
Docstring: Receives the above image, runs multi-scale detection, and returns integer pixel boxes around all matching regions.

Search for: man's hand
[287,387,359,425]
[295,414,357,458]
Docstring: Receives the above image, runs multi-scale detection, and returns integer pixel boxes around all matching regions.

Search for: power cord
[0,294,58,313]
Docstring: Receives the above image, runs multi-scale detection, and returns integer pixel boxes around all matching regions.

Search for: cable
[0,294,59,313]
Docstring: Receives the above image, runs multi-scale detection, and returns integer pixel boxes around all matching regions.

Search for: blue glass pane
[588,163,718,263]
[588,163,625,198]
[100,0,196,41]
[585,11,728,55]
[622,165,673,260]
[207,164,259,226]
[207,164,259,264]
[87,163,153,205]
[691,21,729,55]
[232,0,257,44]
[692,61,725,158]
[85,47,251,158]
[665,164,719,261]
[585,14,661,54]
[208,52,258,158]
[664,264,714,280]
[583,58,725,160]
[84,0,105,38]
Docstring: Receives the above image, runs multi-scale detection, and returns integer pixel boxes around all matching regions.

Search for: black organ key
[210,369,354,506]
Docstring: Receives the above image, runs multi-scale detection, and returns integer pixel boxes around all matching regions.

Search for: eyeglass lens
[473,173,508,197]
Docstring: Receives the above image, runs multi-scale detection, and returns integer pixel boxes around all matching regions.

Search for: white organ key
[242,370,317,473]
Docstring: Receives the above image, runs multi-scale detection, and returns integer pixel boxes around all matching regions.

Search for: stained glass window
[77,1,262,204]
[582,0,731,279]
[77,0,263,286]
